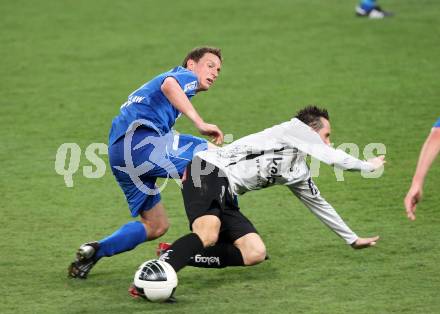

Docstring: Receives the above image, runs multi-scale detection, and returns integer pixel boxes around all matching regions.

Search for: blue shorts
[109,127,208,217]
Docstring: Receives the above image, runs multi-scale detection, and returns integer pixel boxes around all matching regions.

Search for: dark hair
[295,106,330,131]
[182,46,222,68]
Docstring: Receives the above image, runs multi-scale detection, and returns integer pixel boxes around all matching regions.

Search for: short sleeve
[433,118,440,128]
[165,67,199,97]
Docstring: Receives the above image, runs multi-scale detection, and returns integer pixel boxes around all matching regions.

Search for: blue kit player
[355,0,392,18]
[68,47,224,279]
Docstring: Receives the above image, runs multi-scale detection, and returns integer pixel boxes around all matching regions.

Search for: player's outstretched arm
[404,127,440,220]
[351,236,380,249]
[316,147,386,172]
[282,120,385,172]
[161,77,224,144]
[288,180,380,250]
[288,181,358,245]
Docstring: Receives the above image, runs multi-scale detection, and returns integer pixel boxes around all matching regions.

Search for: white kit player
[130,106,386,299]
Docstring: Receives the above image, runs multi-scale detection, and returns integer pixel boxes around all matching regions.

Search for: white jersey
[196,118,376,244]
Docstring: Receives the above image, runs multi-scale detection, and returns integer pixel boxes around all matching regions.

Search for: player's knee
[234,233,266,266]
[243,244,266,266]
[192,215,221,247]
[240,241,266,266]
[139,202,169,240]
[143,220,169,240]
[154,221,169,238]
[196,231,219,247]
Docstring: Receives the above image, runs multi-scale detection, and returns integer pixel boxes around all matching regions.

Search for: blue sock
[95,221,147,260]
[360,0,376,11]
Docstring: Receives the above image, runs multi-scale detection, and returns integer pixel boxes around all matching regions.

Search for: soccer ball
[133,260,178,302]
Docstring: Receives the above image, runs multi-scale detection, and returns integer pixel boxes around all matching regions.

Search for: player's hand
[351,236,379,249]
[195,121,224,145]
[367,155,386,170]
[404,184,423,221]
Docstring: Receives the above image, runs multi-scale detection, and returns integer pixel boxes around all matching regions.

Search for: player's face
[317,118,331,145]
[187,53,222,92]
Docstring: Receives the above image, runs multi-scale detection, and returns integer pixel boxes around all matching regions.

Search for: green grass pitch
[1,0,440,313]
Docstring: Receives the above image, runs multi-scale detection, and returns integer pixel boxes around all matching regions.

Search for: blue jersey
[434,117,440,128]
[109,66,199,145]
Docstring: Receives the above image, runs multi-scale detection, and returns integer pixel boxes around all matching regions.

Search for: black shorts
[182,157,258,243]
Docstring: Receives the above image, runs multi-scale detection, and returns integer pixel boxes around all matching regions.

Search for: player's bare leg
[140,201,169,240]
[233,233,266,266]
[192,215,221,247]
